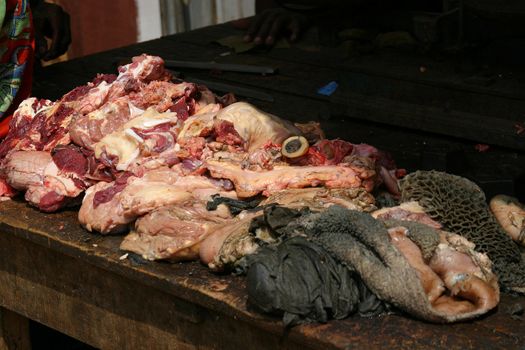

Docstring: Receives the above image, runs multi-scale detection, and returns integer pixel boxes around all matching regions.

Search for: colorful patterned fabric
[0,0,34,137]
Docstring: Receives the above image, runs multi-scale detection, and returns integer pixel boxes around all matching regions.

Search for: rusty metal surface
[0,199,524,349]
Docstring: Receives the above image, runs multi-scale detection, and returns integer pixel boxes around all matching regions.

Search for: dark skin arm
[245,5,308,45]
[30,0,72,61]
[246,0,361,46]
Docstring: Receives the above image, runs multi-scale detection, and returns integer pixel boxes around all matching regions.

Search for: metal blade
[164,60,277,75]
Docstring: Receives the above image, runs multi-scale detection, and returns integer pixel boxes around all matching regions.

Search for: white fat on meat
[69,97,144,150]
[0,55,167,161]
[120,203,231,261]
[2,151,50,190]
[216,102,302,151]
[261,187,377,212]
[93,108,178,171]
[120,54,166,81]
[79,181,131,234]
[193,103,221,116]
[75,81,113,114]
[389,226,499,318]
[178,102,302,151]
[72,55,168,115]
[199,211,261,270]
[79,168,237,234]
[12,98,54,128]
[177,112,217,139]
[24,102,75,151]
[42,163,85,198]
[4,151,84,198]
[79,175,190,234]
[3,150,86,211]
[120,183,192,217]
[372,201,443,229]
[205,158,375,198]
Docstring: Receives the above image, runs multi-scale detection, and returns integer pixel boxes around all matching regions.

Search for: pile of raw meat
[0,55,503,325]
[0,54,399,258]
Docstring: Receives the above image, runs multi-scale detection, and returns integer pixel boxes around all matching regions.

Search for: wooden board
[0,308,31,350]
[0,199,524,349]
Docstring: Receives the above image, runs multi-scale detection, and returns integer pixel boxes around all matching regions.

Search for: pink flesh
[205,159,375,198]
[388,227,499,317]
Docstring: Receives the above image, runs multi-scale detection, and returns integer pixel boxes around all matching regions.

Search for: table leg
[0,308,31,350]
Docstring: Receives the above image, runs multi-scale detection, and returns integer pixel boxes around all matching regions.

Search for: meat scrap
[386,223,499,319]
[199,211,261,271]
[490,194,525,246]
[400,170,525,293]
[121,203,232,261]
[243,205,499,324]
[3,149,90,212]
[204,158,376,198]
[0,55,170,161]
[201,189,377,272]
[372,201,442,229]
[79,167,236,234]
[69,97,143,150]
[289,139,353,166]
[0,178,16,198]
[69,80,198,151]
[93,108,180,171]
[0,53,232,210]
[0,54,199,211]
[261,187,377,212]
[242,236,387,327]
[177,102,302,153]
[0,98,55,160]
[285,139,404,196]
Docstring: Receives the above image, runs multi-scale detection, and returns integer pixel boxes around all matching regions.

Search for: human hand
[244,8,309,46]
[32,2,71,61]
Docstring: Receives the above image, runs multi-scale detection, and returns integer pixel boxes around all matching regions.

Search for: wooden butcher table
[2,23,525,349]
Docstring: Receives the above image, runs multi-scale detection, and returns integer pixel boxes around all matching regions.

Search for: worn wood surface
[2,22,521,348]
[0,308,31,350]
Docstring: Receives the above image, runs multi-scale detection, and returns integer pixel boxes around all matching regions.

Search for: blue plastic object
[317,81,338,96]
